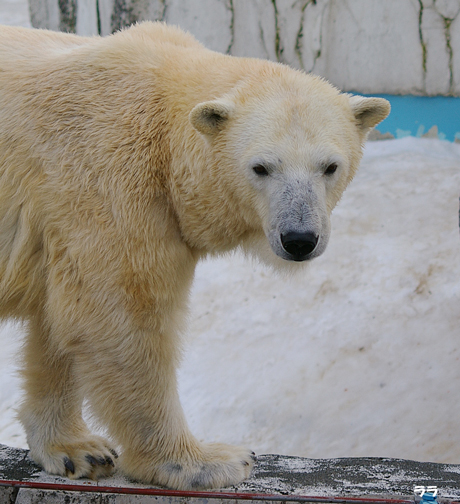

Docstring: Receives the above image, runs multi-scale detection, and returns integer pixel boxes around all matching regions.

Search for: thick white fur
[0,22,389,489]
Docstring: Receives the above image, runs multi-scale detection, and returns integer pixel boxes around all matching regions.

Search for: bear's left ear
[190,99,235,137]
[348,95,391,133]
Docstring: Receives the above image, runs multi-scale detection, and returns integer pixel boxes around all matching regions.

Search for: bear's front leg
[19,314,118,480]
[76,323,255,489]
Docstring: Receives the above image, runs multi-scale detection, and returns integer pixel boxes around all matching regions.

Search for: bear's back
[0,25,93,68]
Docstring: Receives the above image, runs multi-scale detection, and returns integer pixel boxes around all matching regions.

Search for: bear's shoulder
[118,22,203,50]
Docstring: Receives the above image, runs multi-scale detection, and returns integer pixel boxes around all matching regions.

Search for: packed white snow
[179,137,460,464]
[0,2,459,465]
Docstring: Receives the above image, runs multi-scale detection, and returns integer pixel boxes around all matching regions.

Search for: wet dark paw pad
[165,463,183,473]
[190,466,212,489]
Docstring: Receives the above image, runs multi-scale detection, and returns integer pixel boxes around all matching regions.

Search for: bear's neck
[167,158,258,257]
[157,53,263,256]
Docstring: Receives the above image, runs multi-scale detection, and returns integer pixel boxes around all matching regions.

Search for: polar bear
[0,22,389,489]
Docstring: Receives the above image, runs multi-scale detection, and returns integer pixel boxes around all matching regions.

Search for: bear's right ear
[190,99,235,137]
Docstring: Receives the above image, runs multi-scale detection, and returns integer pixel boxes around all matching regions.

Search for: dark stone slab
[1,444,460,503]
[246,454,460,499]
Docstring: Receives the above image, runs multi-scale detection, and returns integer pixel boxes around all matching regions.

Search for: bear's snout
[280,231,318,261]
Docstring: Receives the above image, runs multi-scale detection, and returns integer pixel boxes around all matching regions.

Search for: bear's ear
[190,99,235,137]
[348,96,391,133]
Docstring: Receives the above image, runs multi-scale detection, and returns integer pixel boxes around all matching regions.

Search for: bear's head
[189,68,390,269]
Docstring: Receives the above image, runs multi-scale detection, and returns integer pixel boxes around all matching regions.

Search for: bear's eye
[324,163,338,176]
[253,164,269,176]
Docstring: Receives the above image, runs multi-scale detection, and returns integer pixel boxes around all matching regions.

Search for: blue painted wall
[360,95,460,142]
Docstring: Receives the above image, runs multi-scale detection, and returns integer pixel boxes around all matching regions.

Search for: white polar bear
[0,22,390,489]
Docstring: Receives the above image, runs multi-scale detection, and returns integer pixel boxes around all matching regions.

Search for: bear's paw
[124,442,255,489]
[30,434,118,480]
[158,443,255,490]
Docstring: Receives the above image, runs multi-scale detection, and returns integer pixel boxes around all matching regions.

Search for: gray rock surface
[2,444,460,503]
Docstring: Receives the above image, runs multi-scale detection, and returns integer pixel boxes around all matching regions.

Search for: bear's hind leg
[19,315,117,480]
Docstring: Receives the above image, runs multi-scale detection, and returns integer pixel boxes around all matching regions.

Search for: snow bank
[179,137,460,463]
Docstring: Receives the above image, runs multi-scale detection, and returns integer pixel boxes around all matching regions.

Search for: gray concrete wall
[27,0,460,96]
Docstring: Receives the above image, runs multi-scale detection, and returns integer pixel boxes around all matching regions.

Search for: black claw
[243,460,249,466]
[64,457,75,474]
[105,456,114,467]
[86,455,98,466]
[251,452,257,461]
[109,449,119,459]
[97,456,107,466]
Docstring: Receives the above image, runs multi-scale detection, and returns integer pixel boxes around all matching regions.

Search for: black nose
[281,231,318,260]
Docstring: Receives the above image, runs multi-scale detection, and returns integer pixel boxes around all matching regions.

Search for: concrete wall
[27,0,460,96]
